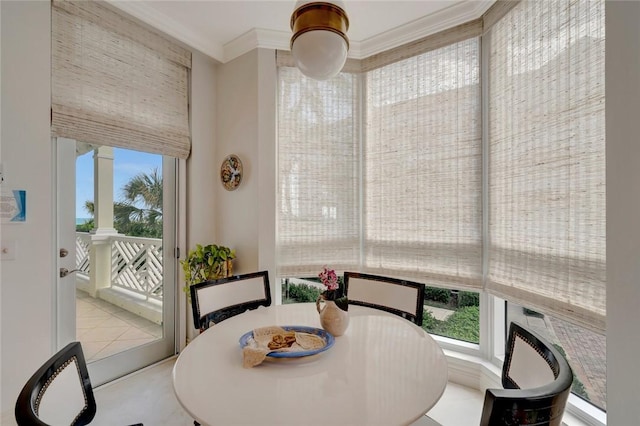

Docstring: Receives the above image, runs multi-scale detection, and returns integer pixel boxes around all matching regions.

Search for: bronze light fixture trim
[289,1,350,80]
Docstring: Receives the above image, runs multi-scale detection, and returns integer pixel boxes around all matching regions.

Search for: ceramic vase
[316,296,349,336]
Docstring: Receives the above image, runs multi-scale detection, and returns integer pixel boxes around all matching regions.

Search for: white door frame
[54,138,179,386]
[55,137,78,348]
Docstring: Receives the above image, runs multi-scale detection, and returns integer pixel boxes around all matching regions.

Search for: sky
[76,147,162,219]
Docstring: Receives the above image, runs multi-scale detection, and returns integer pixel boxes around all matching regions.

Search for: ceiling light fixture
[290,0,349,80]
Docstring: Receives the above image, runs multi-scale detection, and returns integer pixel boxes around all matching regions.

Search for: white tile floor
[76,290,162,362]
[89,357,485,426]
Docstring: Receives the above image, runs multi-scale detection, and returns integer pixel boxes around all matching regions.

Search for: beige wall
[187,50,219,253]
[215,48,277,288]
[216,50,261,271]
[183,50,220,342]
[605,1,640,423]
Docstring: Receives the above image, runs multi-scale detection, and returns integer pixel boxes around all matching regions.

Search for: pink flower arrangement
[319,266,339,291]
[317,266,348,313]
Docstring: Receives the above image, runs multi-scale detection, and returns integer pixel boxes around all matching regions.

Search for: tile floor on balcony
[76,290,163,362]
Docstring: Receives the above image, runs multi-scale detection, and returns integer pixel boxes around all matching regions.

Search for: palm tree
[122,168,163,214]
[79,168,163,237]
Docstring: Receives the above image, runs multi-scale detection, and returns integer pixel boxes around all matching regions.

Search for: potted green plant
[181,244,236,295]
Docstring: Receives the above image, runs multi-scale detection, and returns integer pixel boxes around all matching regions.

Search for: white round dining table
[172,303,448,426]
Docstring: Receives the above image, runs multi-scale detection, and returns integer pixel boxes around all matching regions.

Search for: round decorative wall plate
[220,154,243,191]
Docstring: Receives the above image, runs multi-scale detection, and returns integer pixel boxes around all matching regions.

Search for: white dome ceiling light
[290,1,349,80]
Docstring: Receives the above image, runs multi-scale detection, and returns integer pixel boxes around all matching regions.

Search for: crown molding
[224,29,290,63]
[108,0,495,64]
[353,0,495,59]
[107,1,225,61]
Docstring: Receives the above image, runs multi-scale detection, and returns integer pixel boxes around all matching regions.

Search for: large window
[487,0,606,333]
[276,0,605,416]
[277,70,360,278]
[364,38,482,291]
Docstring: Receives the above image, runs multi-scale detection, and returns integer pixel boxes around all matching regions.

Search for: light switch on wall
[1,240,16,260]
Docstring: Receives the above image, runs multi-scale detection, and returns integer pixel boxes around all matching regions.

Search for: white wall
[0,0,53,414]
[215,49,277,284]
[605,1,640,423]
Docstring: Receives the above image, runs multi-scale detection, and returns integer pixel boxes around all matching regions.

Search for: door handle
[60,248,69,258]
[60,268,80,278]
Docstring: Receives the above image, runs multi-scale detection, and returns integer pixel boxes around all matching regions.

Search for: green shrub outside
[458,291,480,307]
[283,283,321,303]
[76,220,94,233]
[422,310,439,330]
[424,286,451,304]
[422,306,479,343]
[440,306,479,342]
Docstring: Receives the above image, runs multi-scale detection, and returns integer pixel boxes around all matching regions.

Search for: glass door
[56,137,177,386]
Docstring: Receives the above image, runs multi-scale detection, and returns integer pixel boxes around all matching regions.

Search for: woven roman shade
[276,67,360,277]
[361,19,482,72]
[482,0,521,32]
[486,0,606,332]
[364,38,483,290]
[51,0,192,159]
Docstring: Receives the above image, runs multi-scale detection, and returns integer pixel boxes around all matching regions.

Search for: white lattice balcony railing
[76,233,91,278]
[75,232,163,302]
[111,235,163,302]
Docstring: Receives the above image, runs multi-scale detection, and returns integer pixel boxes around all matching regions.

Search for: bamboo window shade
[275,0,605,333]
[486,0,606,333]
[51,0,192,159]
[276,68,360,278]
[363,38,483,290]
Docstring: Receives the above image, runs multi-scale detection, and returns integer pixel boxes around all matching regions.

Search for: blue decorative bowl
[239,325,335,358]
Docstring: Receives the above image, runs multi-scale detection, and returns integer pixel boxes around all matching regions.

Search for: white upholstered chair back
[190,271,271,332]
[344,272,425,325]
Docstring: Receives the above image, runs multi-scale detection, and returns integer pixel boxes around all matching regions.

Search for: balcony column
[89,146,120,297]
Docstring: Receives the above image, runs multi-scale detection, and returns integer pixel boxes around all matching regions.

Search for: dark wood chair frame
[15,341,97,426]
[190,270,272,332]
[344,272,426,326]
[15,341,144,426]
[480,322,574,426]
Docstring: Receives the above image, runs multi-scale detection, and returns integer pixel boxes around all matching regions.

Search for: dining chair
[15,341,143,426]
[344,272,426,326]
[190,270,272,332]
[480,322,574,426]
